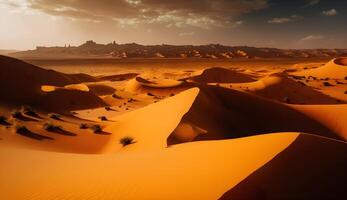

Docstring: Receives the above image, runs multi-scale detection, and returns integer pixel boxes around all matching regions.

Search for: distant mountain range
[0,49,20,55]
[9,40,347,59]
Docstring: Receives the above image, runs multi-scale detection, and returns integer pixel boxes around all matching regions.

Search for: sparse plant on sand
[323,82,333,87]
[98,116,108,121]
[120,136,135,147]
[79,123,89,129]
[48,113,61,120]
[15,125,29,134]
[91,124,102,133]
[0,116,8,124]
[11,110,23,119]
[43,122,61,132]
[21,105,39,117]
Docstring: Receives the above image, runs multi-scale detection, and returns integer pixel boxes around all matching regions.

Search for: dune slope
[0,55,105,111]
[219,134,347,200]
[187,67,256,83]
[0,133,298,200]
[168,85,343,144]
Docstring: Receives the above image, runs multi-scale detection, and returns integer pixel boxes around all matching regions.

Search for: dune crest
[296,57,347,79]
[102,87,200,152]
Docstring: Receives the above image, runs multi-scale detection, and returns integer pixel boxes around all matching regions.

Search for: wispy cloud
[322,9,338,16]
[268,15,299,24]
[304,0,320,7]
[300,35,324,41]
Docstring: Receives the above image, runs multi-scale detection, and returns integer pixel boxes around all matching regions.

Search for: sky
[0,0,346,50]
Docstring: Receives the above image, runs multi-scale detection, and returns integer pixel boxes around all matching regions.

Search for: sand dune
[228,73,341,104]
[219,134,347,200]
[186,67,256,83]
[168,85,344,144]
[103,88,199,152]
[0,133,299,200]
[296,57,347,79]
[98,73,138,81]
[1,55,347,200]
[0,55,105,111]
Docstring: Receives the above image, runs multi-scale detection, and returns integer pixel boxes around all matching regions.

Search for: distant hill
[9,40,347,59]
[0,49,19,55]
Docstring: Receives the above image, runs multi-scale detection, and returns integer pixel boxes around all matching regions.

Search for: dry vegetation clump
[120,136,135,147]
[15,125,29,134]
[323,82,333,87]
[43,122,62,132]
[91,125,102,133]
[98,116,108,121]
[79,123,89,129]
[11,110,24,119]
[48,113,61,120]
[21,105,39,118]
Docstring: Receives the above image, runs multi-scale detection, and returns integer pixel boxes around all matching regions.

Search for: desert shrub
[98,116,108,121]
[15,125,28,134]
[43,122,61,132]
[48,113,61,120]
[120,136,134,147]
[91,125,102,133]
[79,123,89,129]
[11,110,23,119]
[0,116,8,123]
[21,105,39,117]
[323,82,333,86]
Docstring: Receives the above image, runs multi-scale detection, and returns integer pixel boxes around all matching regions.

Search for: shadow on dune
[168,85,342,145]
[0,55,106,111]
[17,129,54,141]
[218,134,347,200]
[48,128,77,136]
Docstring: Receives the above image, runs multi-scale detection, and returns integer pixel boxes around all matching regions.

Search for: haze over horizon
[1,0,346,50]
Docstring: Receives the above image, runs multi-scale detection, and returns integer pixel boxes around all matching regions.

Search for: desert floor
[0,56,347,200]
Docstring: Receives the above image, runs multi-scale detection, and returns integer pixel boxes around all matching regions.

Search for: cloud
[0,0,269,29]
[268,14,301,24]
[268,17,291,24]
[322,9,338,16]
[300,35,324,41]
[304,0,319,7]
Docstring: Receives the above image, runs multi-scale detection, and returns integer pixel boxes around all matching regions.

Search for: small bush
[79,123,88,129]
[120,136,134,147]
[11,111,23,119]
[48,113,61,120]
[43,122,61,132]
[323,82,333,87]
[0,116,8,123]
[15,125,29,134]
[98,116,108,121]
[91,125,102,133]
[21,105,38,117]
[0,116,7,122]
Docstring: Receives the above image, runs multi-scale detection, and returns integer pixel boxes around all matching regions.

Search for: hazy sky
[0,0,346,50]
